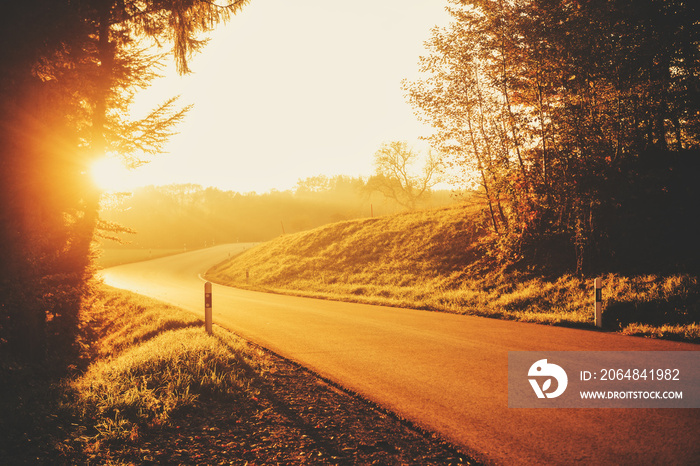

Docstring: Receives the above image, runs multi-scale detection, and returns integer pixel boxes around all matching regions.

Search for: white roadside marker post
[205,281,213,335]
[594,277,603,328]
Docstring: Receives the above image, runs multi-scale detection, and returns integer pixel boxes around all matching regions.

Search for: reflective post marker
[594,277,602,328]
[205,281,213,335]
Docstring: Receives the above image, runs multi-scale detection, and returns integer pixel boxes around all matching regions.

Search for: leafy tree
[366,141,443,210]
[405,0,700,273]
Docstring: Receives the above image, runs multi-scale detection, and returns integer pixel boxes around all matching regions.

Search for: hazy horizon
[95,1,452,194]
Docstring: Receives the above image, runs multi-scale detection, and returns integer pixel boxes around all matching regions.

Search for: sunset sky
[96,1,452,194]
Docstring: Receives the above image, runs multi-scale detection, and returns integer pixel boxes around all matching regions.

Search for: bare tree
[366,141,443,210]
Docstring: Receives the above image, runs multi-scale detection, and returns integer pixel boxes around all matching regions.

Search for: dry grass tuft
[68,287,263,440]
[89,290,202,358]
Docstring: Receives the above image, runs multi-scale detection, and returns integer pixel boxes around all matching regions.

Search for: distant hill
[208,203,485,292]
[206,204,700,342]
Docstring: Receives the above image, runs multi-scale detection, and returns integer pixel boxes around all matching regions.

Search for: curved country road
[102,244,699,465]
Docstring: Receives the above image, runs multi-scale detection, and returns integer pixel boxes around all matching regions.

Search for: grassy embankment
[1,286,264,463]
[60,287,266,461]
[3,286,466,464]
[206,203,700,342]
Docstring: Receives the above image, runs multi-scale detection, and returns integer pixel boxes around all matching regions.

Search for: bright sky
[96,1,451,194]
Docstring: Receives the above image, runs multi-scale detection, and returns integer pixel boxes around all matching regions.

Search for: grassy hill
[206,204,700,342]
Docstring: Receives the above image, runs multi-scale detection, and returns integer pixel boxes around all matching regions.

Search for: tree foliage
[405,0,700,274]
[0,0,248,364]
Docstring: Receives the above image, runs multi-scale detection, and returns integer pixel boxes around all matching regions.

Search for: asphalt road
[102,244,700,465]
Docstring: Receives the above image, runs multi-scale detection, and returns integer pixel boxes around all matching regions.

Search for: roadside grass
[205,204,700,343]
[52,286,470,464]
[64,287,265,448]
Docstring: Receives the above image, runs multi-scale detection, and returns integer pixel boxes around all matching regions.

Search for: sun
[90,156,135,193]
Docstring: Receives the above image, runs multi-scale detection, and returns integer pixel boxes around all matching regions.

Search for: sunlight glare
[91,156,135,193]
[120,1,452,194]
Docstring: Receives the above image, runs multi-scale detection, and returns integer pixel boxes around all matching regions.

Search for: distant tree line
[100,177,456,250]
[405,0,700,274]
